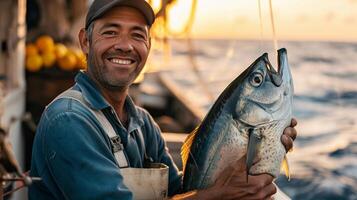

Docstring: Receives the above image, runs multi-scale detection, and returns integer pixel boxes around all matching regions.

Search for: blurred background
[0,0,356,199]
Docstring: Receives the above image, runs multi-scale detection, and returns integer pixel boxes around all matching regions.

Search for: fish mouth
[263,48,289,87]
[277,48,292,86]
[277,48,287,75]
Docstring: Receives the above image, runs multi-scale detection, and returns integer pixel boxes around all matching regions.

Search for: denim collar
[74,71,144,129]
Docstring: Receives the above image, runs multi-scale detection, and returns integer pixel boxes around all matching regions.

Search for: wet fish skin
[181,48,293,191]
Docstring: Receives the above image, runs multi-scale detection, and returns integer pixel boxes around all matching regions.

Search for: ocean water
[148,39,357,200]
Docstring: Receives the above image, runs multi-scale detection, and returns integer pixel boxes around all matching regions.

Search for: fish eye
[250,72,264,87]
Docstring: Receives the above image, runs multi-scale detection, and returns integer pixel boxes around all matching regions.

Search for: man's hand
[281,118,297,152]
[172,156,276,200]
[209,156,276,200]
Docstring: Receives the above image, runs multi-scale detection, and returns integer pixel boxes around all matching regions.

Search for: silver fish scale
[249,119,290,177]
[200,115,248,188]
[200,119,289,188]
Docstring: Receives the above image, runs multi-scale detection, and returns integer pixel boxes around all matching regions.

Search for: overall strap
[50,88,129,168]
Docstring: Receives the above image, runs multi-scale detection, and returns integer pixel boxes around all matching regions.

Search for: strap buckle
[110,135,124,153]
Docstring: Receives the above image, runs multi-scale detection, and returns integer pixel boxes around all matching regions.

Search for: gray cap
[85,0,155,29]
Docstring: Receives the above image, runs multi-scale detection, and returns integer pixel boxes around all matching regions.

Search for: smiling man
[28,0,297,199]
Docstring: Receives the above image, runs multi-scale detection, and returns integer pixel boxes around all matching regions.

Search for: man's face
[85,7,150,90]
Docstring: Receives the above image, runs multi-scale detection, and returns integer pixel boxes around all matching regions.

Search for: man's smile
[105,55,138,69]
[108,58,135,65]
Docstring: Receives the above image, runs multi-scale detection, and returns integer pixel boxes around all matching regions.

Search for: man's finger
[221,185,250,199]
[281,135,293,152]
[291,118,297,127]
[236,173,274,189]
[284,127,297,141]
[225,175,275,199]
[240,181,276,200]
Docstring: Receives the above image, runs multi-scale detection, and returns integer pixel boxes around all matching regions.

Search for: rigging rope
[183,0,215,101]
[269,0,278,52]
[149,0,214,101]
[258,0,264,49]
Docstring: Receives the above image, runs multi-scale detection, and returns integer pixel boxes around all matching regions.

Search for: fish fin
[281,155,290,180]
[246,129,262,178]
[181,126,199,173]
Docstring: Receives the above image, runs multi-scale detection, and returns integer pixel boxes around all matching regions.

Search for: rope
[258,0,264,48]
[269,0,278,52]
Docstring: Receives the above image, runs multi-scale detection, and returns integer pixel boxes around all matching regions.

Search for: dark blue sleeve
[41,111,133,199]
[142,111,183,196]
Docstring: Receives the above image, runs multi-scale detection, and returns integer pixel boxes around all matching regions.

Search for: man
[29,0,298,199]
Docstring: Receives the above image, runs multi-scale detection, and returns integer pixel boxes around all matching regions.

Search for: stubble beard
[87,50,130,92]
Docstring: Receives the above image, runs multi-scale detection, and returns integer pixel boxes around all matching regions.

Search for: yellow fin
[181,126,199,173]
[281,155,291,180]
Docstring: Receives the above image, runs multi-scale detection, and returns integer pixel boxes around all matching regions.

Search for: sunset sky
[158,0,357,42]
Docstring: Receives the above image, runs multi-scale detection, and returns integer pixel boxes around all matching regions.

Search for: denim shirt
[29,71,182,200]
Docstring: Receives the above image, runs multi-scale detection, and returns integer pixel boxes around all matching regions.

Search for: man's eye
[102,31,117,36]
[132,33,146,40]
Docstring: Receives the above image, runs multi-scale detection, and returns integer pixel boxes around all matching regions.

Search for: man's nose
[113,37,134,52]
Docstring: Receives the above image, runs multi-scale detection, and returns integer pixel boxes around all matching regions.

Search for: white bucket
[121,163,169,200]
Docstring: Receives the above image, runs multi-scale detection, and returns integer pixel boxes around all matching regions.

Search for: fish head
[232,48,293,178]
[234,48,293,125]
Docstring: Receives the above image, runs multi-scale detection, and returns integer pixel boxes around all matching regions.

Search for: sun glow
[148,0,357,41]
[166,0,196,34]
[147,0,196,36]
[146,0,162,13]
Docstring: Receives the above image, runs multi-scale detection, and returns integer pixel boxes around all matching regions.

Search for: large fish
[181,48,293,191]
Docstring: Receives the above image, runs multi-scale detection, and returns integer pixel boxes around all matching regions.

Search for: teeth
[110,58,132,65]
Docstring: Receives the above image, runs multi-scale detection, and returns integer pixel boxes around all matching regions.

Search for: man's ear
[78,28,89,54]
[148,36,152,50]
